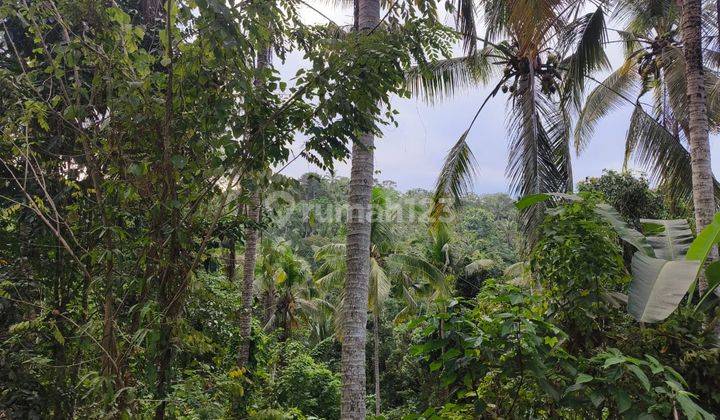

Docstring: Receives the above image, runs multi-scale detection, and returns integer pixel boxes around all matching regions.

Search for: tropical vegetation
[3,0,720,419]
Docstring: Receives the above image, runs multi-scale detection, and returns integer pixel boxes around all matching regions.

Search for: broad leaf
[594,204,654,257]
[694,261,720,309]
[685,213,720,262]
[640,219,693,260]
[627,253,701,323]
[685,213,720,306]
[514,192,580,210]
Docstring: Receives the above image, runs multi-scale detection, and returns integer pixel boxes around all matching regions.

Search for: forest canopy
[2,0,720,419]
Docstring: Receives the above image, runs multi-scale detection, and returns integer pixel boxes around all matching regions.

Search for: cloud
[276,3,720,195]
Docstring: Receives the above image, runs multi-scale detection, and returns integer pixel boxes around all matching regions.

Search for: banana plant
[517,193,720,323]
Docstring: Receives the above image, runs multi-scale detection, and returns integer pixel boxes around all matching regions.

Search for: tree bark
[141,0,163,25]
[236,44,271,366]
[342,132,375,420]
[225,240,237,282]
[373,311,381,416]
[680,0,716,293]
[342,0,379,417]
[262,285,277,329]
[237,190,261,367]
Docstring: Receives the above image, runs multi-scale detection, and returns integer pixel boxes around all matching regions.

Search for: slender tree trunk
[342,1,379,416]
[225,240,237,281]
[154,1,181,417]
[236,44,271,366]
[141,0,163,24]
[717,0,720,50]
[373,311,381,416]
[262,286,276,329]
[342,131,374,419]
[680,0,716,293]
[237,190,261,367]
[565,138,573,193]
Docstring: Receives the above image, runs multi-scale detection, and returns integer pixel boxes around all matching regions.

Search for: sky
[275,3,720,195]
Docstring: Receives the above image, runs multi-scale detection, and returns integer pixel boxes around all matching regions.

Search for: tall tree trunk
[342,1,378,417]
[225,240,237,282]
[262,285,276,329]
[154,1,181,417]
[141,0,163,24]
[373,311,381,416]
[237,45,271,367]
[237,190,261,367]
[342,133,374,420]
[680,0,716,293]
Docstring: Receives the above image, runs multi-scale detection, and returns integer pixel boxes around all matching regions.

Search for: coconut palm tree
[681,0,717,289]
[256,238,319,341]
[390,219,493,403]
[407,1,610,241]
[575,0,720,213]
[343,0,380,415]
[314,243,391,415]
[314,187,393,415]
[237,45,273,367]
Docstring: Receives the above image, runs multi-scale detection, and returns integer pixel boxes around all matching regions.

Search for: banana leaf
[594,204,654,257]
[640,219,693,260]
[628,253,701,323]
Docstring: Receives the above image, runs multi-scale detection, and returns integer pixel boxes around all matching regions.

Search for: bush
[577,170,666,227]
[275,344,340,419]
[531,195,629,345]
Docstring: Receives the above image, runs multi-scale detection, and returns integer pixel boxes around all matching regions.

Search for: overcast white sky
[274,3,720,195]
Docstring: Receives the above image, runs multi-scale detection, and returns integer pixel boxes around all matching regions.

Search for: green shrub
[531,195,630,344]
[577,170,667,227]
[275,344,340,419]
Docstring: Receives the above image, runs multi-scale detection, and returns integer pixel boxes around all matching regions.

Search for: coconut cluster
[500,51,562,96]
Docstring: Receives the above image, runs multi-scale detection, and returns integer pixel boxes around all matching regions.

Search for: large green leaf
[686,213,720,308]
[594,204,654,257]
[640,218,693,260]
[694,261,720,309]
[686,213,720,262]
[628,253,701,323]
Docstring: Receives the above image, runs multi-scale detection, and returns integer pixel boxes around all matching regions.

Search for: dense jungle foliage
[4,170,720,418]
[3,0,720,418]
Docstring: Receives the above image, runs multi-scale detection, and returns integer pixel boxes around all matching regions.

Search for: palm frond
[371,187,395,247]
[575,59,639,153]
[480,0,508,43]
[369,257,391,315]
[391,254,447,295]
[429,129,478,230]
[506,0,560,52]
[661,46,690,125]
[315,269,345,290]
[612,0,678,34]
[405,50,495,104]
[659,45,720,129]
[314,242,346,260]
[560,6,610,109]
[507,73,569,240]
[452,0,478,54]
[624,104,720,207]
